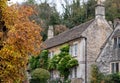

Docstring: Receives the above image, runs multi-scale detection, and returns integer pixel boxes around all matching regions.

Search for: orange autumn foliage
[0,0,42,83]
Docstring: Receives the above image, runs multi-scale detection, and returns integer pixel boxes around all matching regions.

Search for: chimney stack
[48,25,54,39]
[95,0,105,19]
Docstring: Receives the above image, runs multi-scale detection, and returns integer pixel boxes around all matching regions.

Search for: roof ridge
[44,19,94,49]
[46,19,94,41]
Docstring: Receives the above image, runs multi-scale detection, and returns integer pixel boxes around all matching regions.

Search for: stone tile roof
[44,19,94,49]
[113,29,120,38]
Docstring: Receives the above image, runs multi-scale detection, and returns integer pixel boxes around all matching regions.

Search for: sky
[8,0,88,14]
[8,0,66,13]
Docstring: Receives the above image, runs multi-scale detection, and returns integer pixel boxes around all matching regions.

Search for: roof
[113,29,120,38]
[44,19,94,49]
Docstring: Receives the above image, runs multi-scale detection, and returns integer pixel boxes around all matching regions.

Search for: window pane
[111,63,114,73]
[69,69,72,78]
[74,67,77,78]
[118,38,120,48]
[116,63,119,73]
[114,38,117,48]
[69,46,72,56]
[75,44,78,56]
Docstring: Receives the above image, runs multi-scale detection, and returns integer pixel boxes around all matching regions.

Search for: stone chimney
[95,0,105,19]
[48,25,54,39]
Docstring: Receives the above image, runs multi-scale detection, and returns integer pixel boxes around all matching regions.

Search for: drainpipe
[81,36,87,83]
[85,37,87,83]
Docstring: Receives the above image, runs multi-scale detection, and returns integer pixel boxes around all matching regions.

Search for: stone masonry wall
[97,23,120,74]
[82,17,113,82]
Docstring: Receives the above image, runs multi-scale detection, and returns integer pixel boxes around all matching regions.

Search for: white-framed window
[48,51,54,58]
[110,62,120,73]
[69,43,78,57]
[74,43,78,56]
[69,66,77,78]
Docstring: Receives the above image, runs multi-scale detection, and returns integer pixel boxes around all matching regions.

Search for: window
[50,71,54,79]
[69,46,73,55]
[114,37,120,48]
[74,66,77,78]
[118,38,120,48]
[69,43,78,57]
[111,62,119,73]
[69,69,72,78]
[74,44,78,56]
[48,51,54,58]
[114,38,117,48]
[69,67,77,78]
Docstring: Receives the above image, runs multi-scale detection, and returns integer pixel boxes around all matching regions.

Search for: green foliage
[31,68,50,83]
[57,55,71,79]
[90,65,104,83]
[66,59,78,68]
[105,0,120,21]
[60,44,69,52]
[84,0,97,20]
[49,44,78,80]
[48,55,60,70]
[29,50,49,70]
[29,56,40,70]
[39,50,49,69]
[103,73,120,83]
[90,65,120,83]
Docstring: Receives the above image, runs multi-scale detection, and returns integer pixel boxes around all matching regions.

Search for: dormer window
[114,37,120,48]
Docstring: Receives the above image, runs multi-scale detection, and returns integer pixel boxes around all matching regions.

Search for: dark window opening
[114,38,117,48]
[111,62,119,73]
[74,66,77,78]
[116,63,119,73]
[114,37,120,48]
[118,38,120,48]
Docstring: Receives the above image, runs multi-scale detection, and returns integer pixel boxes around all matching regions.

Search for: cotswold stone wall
[82,17,113,82]
[97,23,120,74]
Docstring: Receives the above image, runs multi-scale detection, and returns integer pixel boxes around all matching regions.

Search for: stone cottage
[96,18,120,74]
[43,0,116,83]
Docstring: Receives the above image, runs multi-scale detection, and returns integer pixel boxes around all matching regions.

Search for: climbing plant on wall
[48,44,78,80]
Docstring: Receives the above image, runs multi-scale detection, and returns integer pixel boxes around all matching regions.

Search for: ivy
[48,44,78,80]
[66,59,78,68]
[29,50,49,71]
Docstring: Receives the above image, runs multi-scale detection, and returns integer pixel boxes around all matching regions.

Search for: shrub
[31,68,50,83]
[103,73,120,83]
[90,65,104,83]
[29,50,49,70]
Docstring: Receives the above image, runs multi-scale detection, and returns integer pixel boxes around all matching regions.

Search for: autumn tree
[0,0,42,83]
